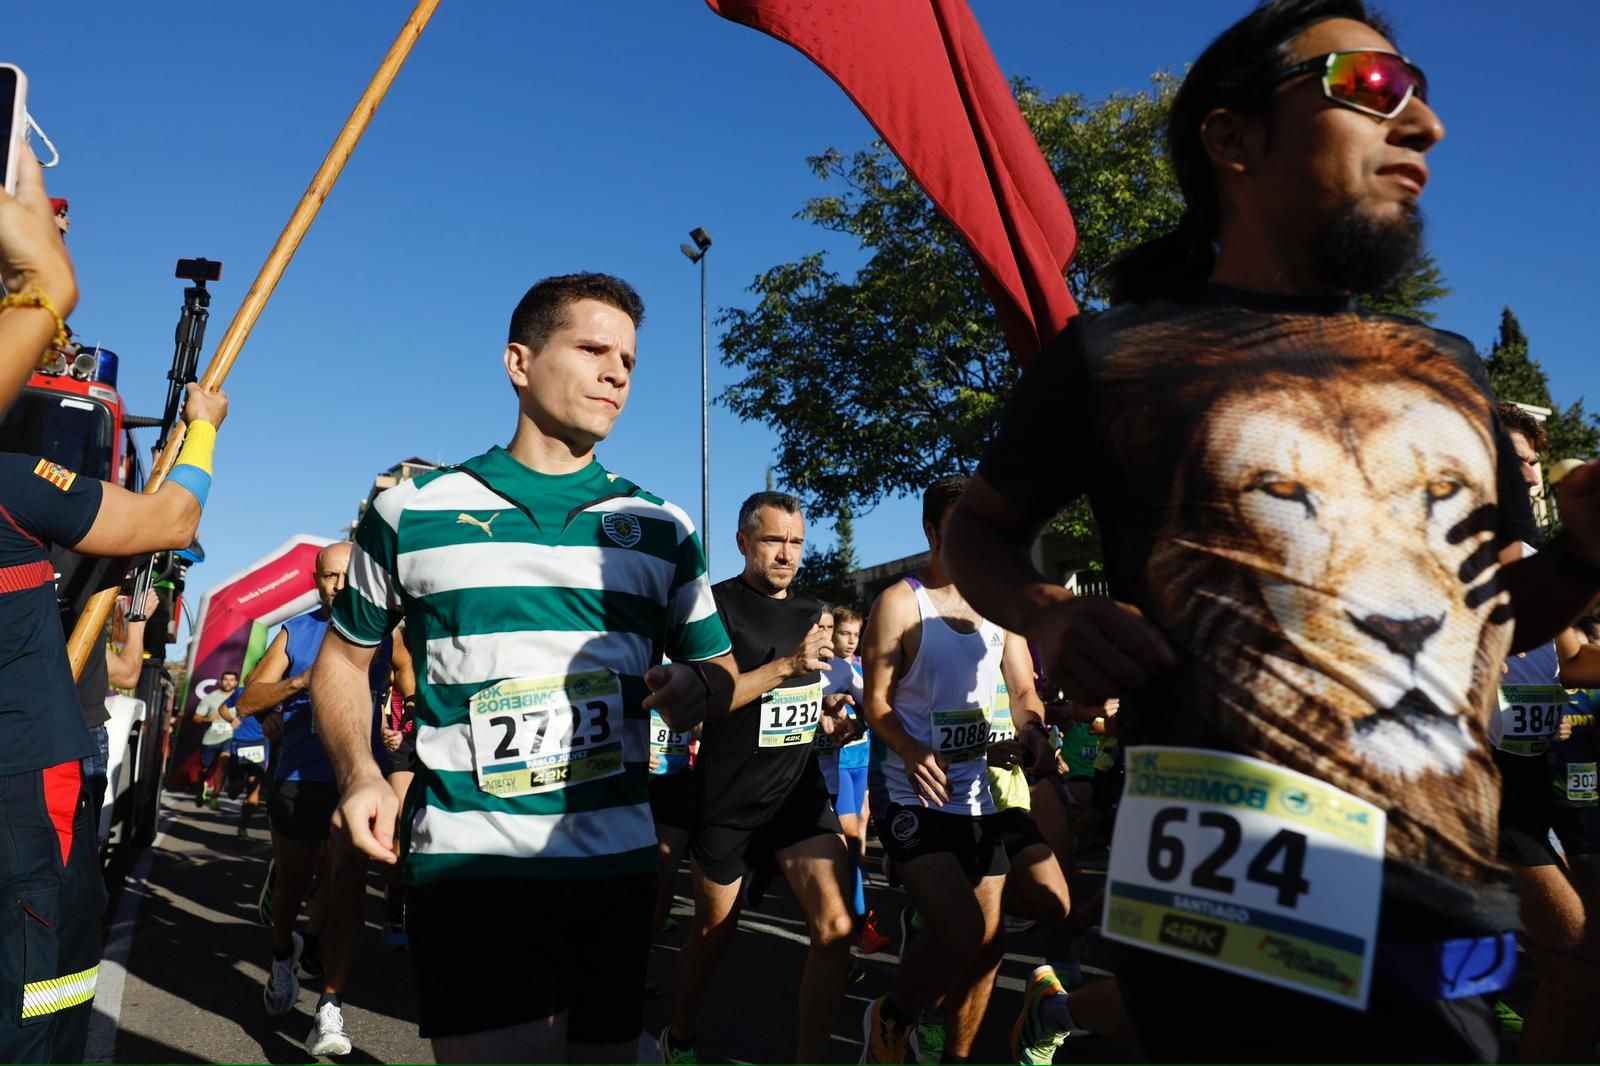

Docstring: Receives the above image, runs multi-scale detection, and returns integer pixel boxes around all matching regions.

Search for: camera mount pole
[155,273,214,453]
[68,0,442,678]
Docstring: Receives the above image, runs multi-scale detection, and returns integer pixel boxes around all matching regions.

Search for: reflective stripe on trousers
[21,964,97,1019]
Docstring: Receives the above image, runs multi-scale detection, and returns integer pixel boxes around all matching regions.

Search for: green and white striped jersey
[331,446,730,882]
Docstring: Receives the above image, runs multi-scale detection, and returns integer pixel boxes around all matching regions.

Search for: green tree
[798,544,859,609]
[720,73,1448,530]
[1363,255,1449,323]
[1483,307,1600,463]
[799,504,862,609]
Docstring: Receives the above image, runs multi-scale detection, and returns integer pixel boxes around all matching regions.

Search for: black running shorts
[691,768,840,885]
[991,805,1048,859]
[1495,750,1560,867]
[879,802,1009,880]
[1116,939,1499,1062]
[266,779,339,842]
[649,769,696,832]
[406,873,655,1042]
[387,730,418,775]
[1551,803,1599,857]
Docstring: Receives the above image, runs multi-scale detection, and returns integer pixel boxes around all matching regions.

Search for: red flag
[707,0,1077,364]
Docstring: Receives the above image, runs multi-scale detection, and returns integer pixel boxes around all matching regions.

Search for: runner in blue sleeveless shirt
[237,542,392,1055]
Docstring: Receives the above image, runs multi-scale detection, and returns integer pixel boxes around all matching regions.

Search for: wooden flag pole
[68,0,441,678]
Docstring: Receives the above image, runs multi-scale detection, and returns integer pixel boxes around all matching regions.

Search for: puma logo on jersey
[456,513,500,537]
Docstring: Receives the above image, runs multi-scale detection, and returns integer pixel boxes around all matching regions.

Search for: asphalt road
[91,790,1135,1064]
[92,790,1533,1063]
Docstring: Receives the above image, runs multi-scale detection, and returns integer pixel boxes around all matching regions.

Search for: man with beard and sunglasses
[942,0,1600,1060]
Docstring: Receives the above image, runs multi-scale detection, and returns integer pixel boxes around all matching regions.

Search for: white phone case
[2,64,29,197]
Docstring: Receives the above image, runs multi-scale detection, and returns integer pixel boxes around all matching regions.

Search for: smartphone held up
[0,63,26,197]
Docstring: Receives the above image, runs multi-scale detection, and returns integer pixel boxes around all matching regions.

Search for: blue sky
[12,1,1599,643]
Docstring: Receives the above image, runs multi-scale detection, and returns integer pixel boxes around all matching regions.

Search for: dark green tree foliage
[1363,254,1449,323]
[798,544,859,610]
[720,74,1450,526]
[834,503,857,573]
[799,504,862,610]
[1483,308,1600,463]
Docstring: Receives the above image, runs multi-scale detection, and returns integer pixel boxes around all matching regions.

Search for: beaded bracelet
[0,287,70,353]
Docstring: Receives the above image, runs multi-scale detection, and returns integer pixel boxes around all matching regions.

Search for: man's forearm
[943,505,1060,640]
[310,662,383,790]
[1503,549,1600,653]
[1011,699,1045,734]
[730,656,794,710]
[0,311,64,412]
[863,699,916,759]
[107,622,147,688]
[237,677,302,715]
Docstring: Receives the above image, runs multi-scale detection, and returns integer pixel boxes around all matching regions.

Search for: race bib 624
[1103,747,1385,1009]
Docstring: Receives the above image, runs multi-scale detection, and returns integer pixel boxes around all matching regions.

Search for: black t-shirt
[53,549,118,729]
[73,625,111,729]
[0,453,105,774]
[695,576,824,827]
[978,286,1538,937]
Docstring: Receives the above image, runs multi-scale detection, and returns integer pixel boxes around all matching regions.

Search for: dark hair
[1498,401,1549,452]
[922,475,971,529]
[221,670,239,679]
[738,491,803,533]
[1103,0,1394,305]
[507,273,645,352]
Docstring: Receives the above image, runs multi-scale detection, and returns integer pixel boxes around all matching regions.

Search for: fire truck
[0,259,215,855]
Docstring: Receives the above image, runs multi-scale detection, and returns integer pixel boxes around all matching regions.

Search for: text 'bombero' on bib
[1103,747,1385,1009]
[468,670,624,797]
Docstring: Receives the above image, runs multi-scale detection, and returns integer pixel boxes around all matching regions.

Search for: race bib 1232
[759,681,823,748]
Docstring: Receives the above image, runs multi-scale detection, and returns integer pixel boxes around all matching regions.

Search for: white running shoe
[307,1000,352,1057]
[263,931,302,1016]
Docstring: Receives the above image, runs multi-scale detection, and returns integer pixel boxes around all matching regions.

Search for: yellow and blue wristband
[165,421,216,507]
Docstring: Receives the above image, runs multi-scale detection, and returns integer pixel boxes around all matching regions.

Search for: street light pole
[681,227,714,570]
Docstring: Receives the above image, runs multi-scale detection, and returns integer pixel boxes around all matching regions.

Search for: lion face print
[1194,380,1500,779]
[1097,311,1517,881]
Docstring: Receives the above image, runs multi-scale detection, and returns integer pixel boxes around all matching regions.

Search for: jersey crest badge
[602,513,641,548]
[32,459,77,492]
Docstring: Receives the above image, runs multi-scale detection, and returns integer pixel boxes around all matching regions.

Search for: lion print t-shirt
[979,285,1538,936]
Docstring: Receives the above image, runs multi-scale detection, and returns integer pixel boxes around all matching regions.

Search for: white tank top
[883,576,1006,815]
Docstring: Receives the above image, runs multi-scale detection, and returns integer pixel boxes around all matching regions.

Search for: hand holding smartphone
[0,62,79,388]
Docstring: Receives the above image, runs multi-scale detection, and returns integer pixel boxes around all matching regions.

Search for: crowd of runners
[4,0,1600,1062]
